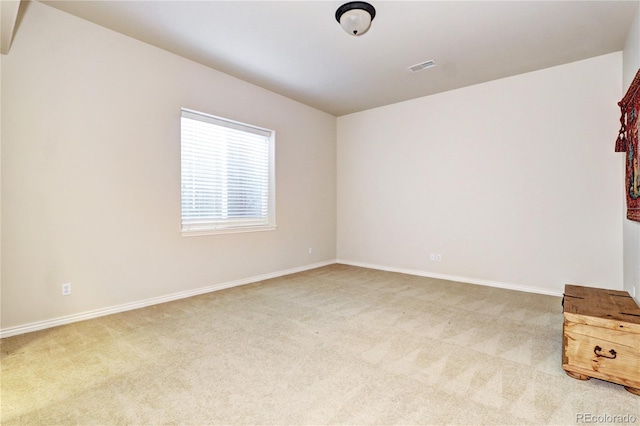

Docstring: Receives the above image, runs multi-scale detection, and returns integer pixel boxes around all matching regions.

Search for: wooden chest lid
[564,284,640,333]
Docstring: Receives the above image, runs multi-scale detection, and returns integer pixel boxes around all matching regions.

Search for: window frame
[180,108,276,237]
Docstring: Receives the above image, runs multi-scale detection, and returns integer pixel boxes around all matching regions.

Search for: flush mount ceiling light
[335,1,376,36]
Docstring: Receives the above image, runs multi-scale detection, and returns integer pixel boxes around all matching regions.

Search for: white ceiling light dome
[335,2,376,36]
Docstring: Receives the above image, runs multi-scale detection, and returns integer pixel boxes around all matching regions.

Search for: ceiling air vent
[409,60,437,72]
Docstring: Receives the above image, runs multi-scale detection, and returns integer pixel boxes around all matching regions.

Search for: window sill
[181,225,277,237]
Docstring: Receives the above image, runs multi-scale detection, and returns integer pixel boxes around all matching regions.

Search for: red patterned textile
[617,69,640,222]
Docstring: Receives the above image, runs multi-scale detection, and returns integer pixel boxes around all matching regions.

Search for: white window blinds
[180,109,275,235]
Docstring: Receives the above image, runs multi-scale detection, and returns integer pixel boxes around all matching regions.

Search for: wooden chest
[562,284,640,395]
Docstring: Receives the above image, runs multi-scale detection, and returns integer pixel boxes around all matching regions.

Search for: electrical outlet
[430,254,436,261]
[435,254,442,262]
[308,247,313,255]
[62,282,71,296]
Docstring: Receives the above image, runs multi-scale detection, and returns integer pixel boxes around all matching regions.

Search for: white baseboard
[336,259,564,298]
[0,260,336,339]
[1,259,564,338]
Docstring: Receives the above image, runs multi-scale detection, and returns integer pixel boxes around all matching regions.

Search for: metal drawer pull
[594,346,617,359]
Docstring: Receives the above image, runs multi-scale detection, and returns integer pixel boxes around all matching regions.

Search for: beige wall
[337,53,624,295]
[622,3,640,303]
[1,2,337,331]
[0,11,3,326]
[1,1,633,335]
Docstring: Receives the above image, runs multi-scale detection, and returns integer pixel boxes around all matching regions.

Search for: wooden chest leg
[565,371,591,381]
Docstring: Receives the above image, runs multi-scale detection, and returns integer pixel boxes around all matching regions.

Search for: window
[180,109,275,235]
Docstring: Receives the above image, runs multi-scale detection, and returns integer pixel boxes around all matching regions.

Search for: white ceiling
[40,0,638,116]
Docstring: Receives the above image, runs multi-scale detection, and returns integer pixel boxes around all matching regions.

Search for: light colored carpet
[1,264,638,425]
